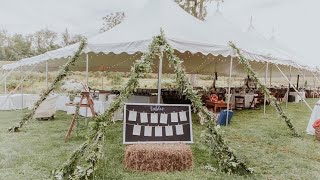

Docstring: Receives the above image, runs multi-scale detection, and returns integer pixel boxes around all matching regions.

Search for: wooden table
[205,100,232,113]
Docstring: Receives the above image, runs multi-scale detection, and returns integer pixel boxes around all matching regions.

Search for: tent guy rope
[229,42,300,137]
[7,39,87,132]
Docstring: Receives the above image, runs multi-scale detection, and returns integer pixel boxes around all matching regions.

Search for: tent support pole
[264,62,269,115]
[46,61,49,89]
[312,71,320,84]
[101,76,103,90]
[4,75,7,95]
[269,65,272,88]
[157,48,164,104]
[86,54,89,87]
[286,65,292,108]
[0,64,38,106]
[302,70,305,88]
[20,66,23,110]
[226,56,233,126]
[275,64,312,111]
[46,60,48,89]
[85,54,89,119]
[314,76,316,99]
[0,68,13,85]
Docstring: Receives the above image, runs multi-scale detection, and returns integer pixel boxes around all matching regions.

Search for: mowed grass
[0,99,320,179]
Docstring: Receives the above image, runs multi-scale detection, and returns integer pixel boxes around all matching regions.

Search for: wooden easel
[65,91,96,142]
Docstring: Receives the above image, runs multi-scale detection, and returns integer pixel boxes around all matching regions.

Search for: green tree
[30,28,61,54]
[2,33,33,61]
[100,12,125,32]
[175,0,223,20]
[61,28,84,46]
[0,30,8,60]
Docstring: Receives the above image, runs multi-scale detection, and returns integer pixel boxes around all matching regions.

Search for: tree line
[1,0,222,61]
[0,28,83,61]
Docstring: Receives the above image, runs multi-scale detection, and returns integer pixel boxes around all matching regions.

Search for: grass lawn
[0,99,320,179]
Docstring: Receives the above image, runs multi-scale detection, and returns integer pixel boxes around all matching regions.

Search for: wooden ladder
[65,92,96,142]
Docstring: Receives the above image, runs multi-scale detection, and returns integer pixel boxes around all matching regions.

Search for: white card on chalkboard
[140,113,148,123]
[155,126,162,137]
[151,113,158,123]
[144,126,152,136]
[160,113,168,124]
[132,125,141,136]
[165,126,173,136]
[175,125,184,135]
[170,112,178,122]
[179,111,187,122]
[128,111,137,121]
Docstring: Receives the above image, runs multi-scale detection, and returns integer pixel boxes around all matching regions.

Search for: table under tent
[0,0,315,122]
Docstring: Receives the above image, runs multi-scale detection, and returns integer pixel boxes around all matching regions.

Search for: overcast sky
[0,0,319,66]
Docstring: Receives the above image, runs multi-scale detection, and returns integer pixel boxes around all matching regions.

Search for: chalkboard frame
[123,103,193,144]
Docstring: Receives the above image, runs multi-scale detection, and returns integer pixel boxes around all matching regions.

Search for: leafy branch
[8,39,87,132]
[229,42,300,137]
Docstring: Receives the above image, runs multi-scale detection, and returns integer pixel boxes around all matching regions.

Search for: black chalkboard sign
[123,103,193,144]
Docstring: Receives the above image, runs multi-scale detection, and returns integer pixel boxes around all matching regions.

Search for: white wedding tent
[0,0,315,115]
[1,0,312,76]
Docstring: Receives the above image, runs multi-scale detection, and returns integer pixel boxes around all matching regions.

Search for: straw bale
[124,143,193,172]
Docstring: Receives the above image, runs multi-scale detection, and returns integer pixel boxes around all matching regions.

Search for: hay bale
[124,143,193,172]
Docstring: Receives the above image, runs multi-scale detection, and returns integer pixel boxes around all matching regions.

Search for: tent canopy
[1,0,312,77]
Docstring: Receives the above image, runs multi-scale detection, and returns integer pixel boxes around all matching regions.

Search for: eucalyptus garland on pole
[161,31,252,175]
[52,36,161,179]
[229,42,300,137]
[8,40,87,133]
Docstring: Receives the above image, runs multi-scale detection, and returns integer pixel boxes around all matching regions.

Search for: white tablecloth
[65,96,112,117]
[0,94,159,121]
[229,93,258,108]
[56,95,121,120]
[290,91,306,103]
[306,100,320,135]
[127,95,162,104]
[0,94,39,110]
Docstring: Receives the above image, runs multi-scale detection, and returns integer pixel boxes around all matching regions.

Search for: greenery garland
[53,32,259,178]
[8,40,87,132]
[52,35,161,179]
[161,31,253,174]
[229,42,300,137]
